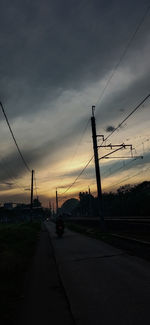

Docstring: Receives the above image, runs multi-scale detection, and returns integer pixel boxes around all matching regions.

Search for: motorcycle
[56,223,64,237]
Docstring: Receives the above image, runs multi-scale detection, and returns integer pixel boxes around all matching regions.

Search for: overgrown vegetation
[0,222,41,325]
[66,223,150,262]
[103,181,150,217]
[66,223,112,241]
[65,181,150,217]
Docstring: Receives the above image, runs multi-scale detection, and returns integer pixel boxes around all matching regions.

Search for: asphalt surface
[46,221,150,325]
[19,226,74,325]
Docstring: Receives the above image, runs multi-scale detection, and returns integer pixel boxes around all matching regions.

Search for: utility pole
[91,106,104,224]
[91,106,140,226]
[90,106,143,228]
[49,200,52,217]
[52,202,55,216]
[30,169,34,221]
[56,188,58,215]
[88,186,92,217]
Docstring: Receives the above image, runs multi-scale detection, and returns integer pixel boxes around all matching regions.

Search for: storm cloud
[0,0,150,117]
[0,0,150,202]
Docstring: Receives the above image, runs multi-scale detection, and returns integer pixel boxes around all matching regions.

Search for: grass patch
[66,223,150,243]
[66,223,150,262]
[0,221,41,325]
[66,223,113,242]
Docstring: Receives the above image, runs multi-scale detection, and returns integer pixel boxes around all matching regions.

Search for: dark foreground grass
[66,223,112,241]
[0,221,41,325]
[66,223,150,262]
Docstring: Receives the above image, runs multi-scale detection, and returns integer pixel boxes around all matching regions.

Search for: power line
[105,165,150,191]
[70,118,90,164]
[104,93,150,142]
[58,5,150,198]
[95,4,150,106]
[71,6,150,195]
[100,138,149,187]
[58,118,91,190]
[102,157,143,184]
[60,155,94,195]
[59,3,150,197]
[45,4,150,199]
[0,101,31,173]
[102,157,138,179]
[59,92,149,196]
[0,157,29,193]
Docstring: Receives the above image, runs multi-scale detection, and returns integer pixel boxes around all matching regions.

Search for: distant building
[16,203,30,209]
[4,202,13,210]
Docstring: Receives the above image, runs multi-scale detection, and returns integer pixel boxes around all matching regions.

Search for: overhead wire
[37,4,150,202]
[105,165,150,191]
[0,101,31,173]
[60,91,150,196]
[104,93,150,142]
[95,4,150,107]
[104,137,150,177]
[103,137,150,190]
[60,155,94,195]
[0,157,29,193]
[58,117,91,191]
[58,5,150,198]
[100,136,149,190]
[101,157,138,179]
[69,118,90,164]
[0,5,149,203]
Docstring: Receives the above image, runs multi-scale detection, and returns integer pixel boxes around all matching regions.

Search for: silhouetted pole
[88,186,92,217]
[49,200,52,217]
[30,170,34,221]
[30,170,34,209]
[91,106,104,224]
[56,189,58,215]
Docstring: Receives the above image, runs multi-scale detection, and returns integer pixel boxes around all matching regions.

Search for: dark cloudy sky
[0,0,150,205]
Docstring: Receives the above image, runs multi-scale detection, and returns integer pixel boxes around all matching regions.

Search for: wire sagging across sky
[0,101,31,173]
[60,92,150,196]
[104,93,150,142]
[95,4,150,107]
[60,154,94,196]
[59,5,150,198]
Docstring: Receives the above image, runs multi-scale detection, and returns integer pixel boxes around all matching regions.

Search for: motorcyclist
[56,214,64,232]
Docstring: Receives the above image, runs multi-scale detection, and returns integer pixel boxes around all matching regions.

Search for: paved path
[19,226,74,325]
[46,221,150,325]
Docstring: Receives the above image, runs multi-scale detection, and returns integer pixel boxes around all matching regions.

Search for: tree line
[64,181,150,217]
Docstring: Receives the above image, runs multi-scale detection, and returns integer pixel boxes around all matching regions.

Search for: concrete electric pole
[30,170,34,209]
[52,202,55,216]
[91,106,104,224]
[56,188,58,215]
[30,169,34,221]
[91,106,139,228]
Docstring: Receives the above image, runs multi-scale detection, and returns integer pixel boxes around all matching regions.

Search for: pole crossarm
[103,155,143,159]
[96,135,105,141]
[98,143,133,150]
